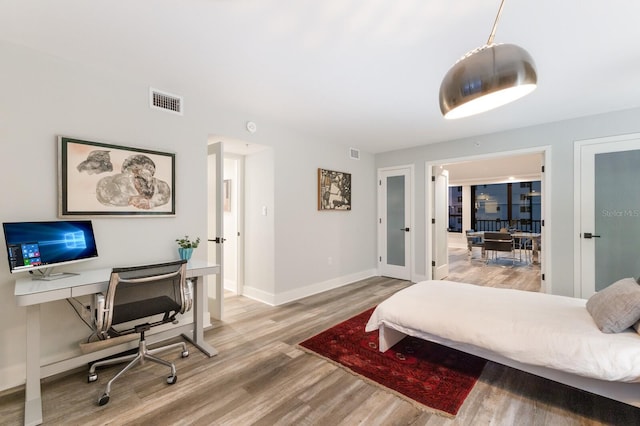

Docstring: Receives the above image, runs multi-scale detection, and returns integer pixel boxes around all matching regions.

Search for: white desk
[14,260,220,426]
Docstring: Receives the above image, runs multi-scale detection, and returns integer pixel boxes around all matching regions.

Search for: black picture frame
[58,136,176,217]
[318,168,351,211]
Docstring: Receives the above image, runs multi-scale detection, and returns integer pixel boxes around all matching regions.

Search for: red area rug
[299,307,487,417]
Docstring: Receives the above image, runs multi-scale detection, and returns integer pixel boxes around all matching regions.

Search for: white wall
[376,107,640,297]
[243,148,276,302]
[271,138,377,304]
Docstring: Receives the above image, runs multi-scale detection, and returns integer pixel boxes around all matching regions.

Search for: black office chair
[483,232,515,265]
[88,260,192,406]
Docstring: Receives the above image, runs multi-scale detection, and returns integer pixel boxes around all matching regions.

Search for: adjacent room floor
[446,247,541,292]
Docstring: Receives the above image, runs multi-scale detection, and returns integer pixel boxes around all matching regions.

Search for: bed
[365,280,640,407]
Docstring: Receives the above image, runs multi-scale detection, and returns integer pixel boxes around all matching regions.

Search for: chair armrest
[184,279,193,313]
[94,293,107,338]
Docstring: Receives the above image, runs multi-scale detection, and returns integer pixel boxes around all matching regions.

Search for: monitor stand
[31,269,79,281]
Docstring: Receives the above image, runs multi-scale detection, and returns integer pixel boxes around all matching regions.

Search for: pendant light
[439,0,537,119]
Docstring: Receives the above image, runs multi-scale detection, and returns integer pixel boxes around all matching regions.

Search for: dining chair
[483,232,515,265]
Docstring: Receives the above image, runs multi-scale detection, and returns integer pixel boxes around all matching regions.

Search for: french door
[432,167,449,279]
[576,134,640,297]
[378,166,412,280]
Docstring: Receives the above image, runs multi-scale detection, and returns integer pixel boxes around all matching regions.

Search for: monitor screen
[3,220,99,276]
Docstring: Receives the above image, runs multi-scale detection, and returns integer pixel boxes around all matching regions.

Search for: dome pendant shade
[439,43,537,119]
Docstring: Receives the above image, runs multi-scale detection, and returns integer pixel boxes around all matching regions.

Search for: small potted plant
[176,235,200,261]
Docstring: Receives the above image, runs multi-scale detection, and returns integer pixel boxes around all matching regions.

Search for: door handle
[401,227,410,232]
[583,232,601,239]
[208,237,227,244]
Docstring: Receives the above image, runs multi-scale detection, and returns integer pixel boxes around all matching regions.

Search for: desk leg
[182,277,218,357]
[24,305,43,426]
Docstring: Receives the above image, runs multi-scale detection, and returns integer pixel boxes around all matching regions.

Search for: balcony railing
[473,219,541,233]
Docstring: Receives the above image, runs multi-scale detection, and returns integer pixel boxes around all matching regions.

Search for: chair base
[88,336,188,405]
[468,246,485,261]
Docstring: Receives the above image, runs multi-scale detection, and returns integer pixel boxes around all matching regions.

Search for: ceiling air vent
[150,88,183,115]
[349,147,360,160]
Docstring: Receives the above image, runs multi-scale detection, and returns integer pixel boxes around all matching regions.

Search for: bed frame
[378,323,640,408]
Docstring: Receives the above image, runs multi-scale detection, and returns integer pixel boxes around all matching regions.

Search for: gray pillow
[586,277,640,333]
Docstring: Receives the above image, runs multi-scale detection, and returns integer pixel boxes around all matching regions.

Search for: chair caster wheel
[181,350,189,358]
[167,375,177,385]
[98,393,110,406]
[88,373,98,383]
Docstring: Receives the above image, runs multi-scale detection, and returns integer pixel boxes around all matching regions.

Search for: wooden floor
[1,248,638,425]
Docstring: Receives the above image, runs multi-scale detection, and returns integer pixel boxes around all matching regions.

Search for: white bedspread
[365,280,640,382]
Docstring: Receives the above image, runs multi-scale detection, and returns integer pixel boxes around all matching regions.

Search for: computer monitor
[2,220,99,280]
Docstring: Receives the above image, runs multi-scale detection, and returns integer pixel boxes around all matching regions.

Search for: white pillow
[586,277,640,333]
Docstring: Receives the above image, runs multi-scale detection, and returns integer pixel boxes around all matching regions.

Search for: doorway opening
[426,147,550,293]
[208,136,271,305]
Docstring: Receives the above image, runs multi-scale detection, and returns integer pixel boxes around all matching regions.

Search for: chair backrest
[96,260,190,337]
[483,232,513,252]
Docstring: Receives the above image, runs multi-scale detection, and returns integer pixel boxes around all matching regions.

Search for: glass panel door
[578,134,640,297]
[386,175,405,267]
[378,167,411,280]
[594,149,640,290]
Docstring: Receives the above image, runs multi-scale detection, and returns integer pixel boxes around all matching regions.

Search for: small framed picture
[318,168,351,211]
[58,136,176,217]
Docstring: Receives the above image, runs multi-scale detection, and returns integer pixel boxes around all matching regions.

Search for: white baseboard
[241,286,277,306]
[242,268,378,306]
[224,278,237,293]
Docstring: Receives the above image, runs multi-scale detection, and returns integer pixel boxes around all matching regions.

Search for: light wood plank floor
[1,249,638,425]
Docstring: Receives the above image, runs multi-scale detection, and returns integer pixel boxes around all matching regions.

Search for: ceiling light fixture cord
[487,0,507,45]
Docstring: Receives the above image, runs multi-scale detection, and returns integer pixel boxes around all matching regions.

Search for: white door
[223,156,242,295]
[378,167,412,280]
[207,141,224,319]
[433,167,449,279]
[577,134,640,298]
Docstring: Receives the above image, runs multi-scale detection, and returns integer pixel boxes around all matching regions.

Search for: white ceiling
[442,152,542,184]
[2,0,639,154]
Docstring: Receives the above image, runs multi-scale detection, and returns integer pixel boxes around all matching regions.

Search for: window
[448,186,463,233]
[471,181,541,232]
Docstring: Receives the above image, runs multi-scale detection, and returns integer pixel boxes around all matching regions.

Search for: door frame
[426,146,551,292]
[573,132,640,298]
[377,164,414,281]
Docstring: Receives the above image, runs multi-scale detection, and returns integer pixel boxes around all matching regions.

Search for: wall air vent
[150,88,183,115]
[349,147,360,160]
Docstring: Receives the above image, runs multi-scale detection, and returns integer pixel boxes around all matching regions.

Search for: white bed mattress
[365,280,640,383]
